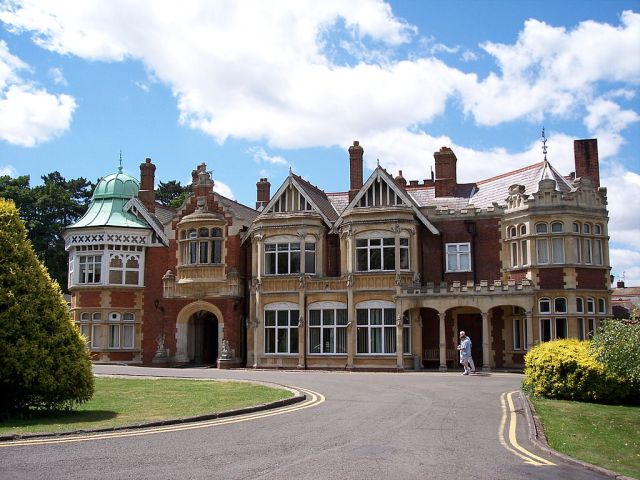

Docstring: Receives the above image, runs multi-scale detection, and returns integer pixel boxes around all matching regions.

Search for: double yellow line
[1,387,325,448]
[498,391,554,466]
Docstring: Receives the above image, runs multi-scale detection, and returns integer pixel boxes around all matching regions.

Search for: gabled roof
[255,172,337,227]
[123,198,169,245]
[334,166,439,234]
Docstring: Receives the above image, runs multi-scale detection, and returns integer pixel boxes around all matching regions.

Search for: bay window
[355,235,410,272]
[264,306,299,354]
[79,255,102,284]
[356,303,397,355]
[265,241,315,275]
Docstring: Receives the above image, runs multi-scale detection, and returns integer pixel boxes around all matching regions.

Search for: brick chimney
[394,170,407,190]
[574,139,599,188]
[434,147,457,197]
[139,158,156,213]
[348,140,364,202]
[256,178,271,210]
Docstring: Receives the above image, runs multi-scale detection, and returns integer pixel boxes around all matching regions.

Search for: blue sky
[0,0,639,284]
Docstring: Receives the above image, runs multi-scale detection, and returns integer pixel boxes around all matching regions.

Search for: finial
[377,158,380,167]
[118,150,123,173]
[541,127,548,162]
[289,166,292,174]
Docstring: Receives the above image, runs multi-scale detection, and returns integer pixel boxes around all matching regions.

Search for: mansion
[64,138,611,371]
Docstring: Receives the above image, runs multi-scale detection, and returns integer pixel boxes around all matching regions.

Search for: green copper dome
[92,169,140,199]
[68,165,149,230]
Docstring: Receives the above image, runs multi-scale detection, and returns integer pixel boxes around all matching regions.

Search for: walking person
[457,331,473,375]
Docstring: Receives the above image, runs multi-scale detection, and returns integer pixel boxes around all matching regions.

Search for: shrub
[590,318,640,395]
[522,339,631,403]
[0,199,94,415]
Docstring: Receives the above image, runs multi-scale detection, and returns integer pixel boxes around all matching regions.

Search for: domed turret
[92,166,139,200]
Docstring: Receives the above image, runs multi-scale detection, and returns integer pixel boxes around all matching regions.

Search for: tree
[0,199,94,415]
[157,180,189,208]
[0,172,93,292]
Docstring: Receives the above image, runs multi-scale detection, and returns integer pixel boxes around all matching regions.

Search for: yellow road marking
[0,387,325,448]
[498,391,554,466]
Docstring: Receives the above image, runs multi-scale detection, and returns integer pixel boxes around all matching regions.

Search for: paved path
[0,366,608,480]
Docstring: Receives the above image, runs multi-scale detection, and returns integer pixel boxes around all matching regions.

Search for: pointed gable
[334,166,439,234]
[257,173,337,227]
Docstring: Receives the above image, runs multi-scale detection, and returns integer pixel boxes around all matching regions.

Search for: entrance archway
[174,301,224,365]
[188,311,218,365]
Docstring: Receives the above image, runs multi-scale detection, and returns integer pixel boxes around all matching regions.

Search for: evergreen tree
[157,180,189,208]
[0,199,94,414]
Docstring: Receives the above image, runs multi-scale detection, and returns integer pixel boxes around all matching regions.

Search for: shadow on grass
[1,410,118,429]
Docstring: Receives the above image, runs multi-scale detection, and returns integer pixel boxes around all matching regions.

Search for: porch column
[525,310,533,351]
[396,312,404,370]
[481,311,490,372]
[297,289,306,369]
[415,312,423,370]
[438,312,447,371]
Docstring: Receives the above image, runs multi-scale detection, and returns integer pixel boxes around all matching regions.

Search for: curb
[0,379,306,443]
[520,391,636,480]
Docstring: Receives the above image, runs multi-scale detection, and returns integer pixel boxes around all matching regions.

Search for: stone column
[481,311,491,372]
[346,282,355,369]
[396,312,404,370]
[415,312,423,370]
[438,312,447,371]
[298,288,306,369]
[525,310,533,351]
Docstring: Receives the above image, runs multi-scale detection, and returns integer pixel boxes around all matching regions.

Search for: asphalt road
[0,366,610,480]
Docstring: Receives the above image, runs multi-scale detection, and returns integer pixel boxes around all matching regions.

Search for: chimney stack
[616,280,625,289]
[574,139,599,188]
[434,147,458,197]
[256,178,271,210]
[348,140,364,202]
[139,158,156,213]
[394,170,407,190]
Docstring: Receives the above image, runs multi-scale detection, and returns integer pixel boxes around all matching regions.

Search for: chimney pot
[256,177,271,210]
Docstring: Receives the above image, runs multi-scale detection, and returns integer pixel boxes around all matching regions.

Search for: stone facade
[65,138,612,371]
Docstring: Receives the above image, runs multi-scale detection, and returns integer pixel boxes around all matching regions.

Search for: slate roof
[326,192,349,216]
[291,173,339,222]
[216,193,259,224]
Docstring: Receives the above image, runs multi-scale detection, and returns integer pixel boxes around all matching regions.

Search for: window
[540,318,552,342]
[535,223,548,234]
[446,243,471,272]
[357,237,394,271]
[511,242,518,267]
[264,307,299,354]
[551,222,564,233]
[536,238,549,264]
[79,324,91,345]
[513,317,525,350]
[356,304,396,355]
[594,224,602,235]
[584,224,591,234]
[594,239,603,265]
[399,238,409,270]
[572,222,580,233]
[572,238,581,263]
[108,254,140,285]
[107,312,135,349]
[598,298,606,314]
[265,242,315,275]
[519,225,527,236]
[308,304,347,354]
[583,239,592,264]
[587,298,595,314]
[576,297,584,313]
[539,298,551,314]
[555,318,567,339]
[180,227,223,265]
[552,238,565,264]
[508,226,516,238]
[78,255,102,284]
[520,240,528,265]
[577,318,585,341]
[91,325,102,348]
[305,242,316,274]
[587,318,597,338]
[554,297,567,314]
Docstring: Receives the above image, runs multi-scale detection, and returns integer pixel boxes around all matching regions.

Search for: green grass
[531,397,640,479]
[0,377,293,435]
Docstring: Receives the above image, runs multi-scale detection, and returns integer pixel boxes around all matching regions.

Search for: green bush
[0,199,94,415]
[522,339,631,403]
[590,318,640,394]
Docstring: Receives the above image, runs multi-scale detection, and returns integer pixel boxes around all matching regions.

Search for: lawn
[0,377,293,435]
[531,397,640,479]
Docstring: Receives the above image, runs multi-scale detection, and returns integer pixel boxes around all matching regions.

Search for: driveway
[0,366,608,480]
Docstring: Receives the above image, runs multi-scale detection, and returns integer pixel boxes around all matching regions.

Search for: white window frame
[577,318,586,341]
[587,297,595,314]
[308,302,347,355]
[78,254,103,284]
[356,301,397,355]
[356,236,395,272]
[264,303,299,354]
[536,238,549,265]
[597,298,606,314]
[520,239,528,266]
[445,242,471,272]
[552,238,565,264]
[264,237,316,275]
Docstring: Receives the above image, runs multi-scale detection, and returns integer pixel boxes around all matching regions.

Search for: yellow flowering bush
[522,339,631,403]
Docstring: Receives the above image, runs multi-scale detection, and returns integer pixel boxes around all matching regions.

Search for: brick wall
[538,267,565,289]
[77,291,101,307]
[325,233,341,277]
[576,267,608,290]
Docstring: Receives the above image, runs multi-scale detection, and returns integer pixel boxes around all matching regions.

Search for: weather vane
[541,127,548,162]
[118,150,123,173]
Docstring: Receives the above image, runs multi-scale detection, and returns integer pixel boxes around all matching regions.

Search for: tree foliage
[0,199,94,414]
[0,172,93,292]
[590,317,640,391]
[156,180,189,208]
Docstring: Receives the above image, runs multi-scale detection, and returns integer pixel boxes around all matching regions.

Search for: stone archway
[174,301,224,364]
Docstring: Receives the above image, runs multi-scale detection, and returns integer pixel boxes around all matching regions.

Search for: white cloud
[248,146,288,166]
[134,81,149,93]
[0,164,17,176]
[212,179,235,200]
[460,50,478,62]
[0,41,76,146]
[584,98,640,134]
[48,66,67,85]
[610,248,640,286]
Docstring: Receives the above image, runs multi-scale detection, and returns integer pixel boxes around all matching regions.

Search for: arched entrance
[174,301,224,365]
[188,311,218,365]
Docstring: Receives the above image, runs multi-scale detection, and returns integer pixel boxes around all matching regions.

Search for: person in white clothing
[457,331,475,375]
